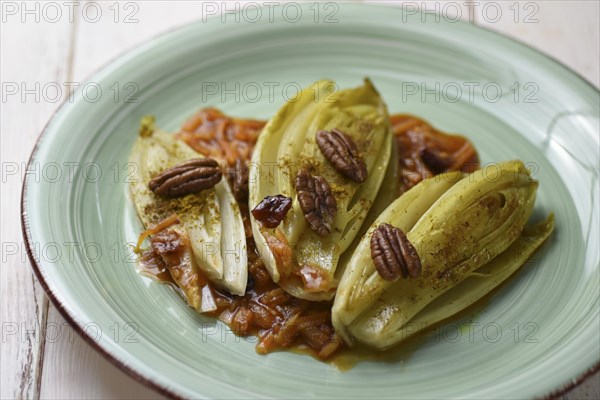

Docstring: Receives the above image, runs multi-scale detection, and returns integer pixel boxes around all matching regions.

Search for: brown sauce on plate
[391,114,479,195]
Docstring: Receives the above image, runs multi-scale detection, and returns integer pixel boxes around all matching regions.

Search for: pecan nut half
[370,223,422,281]
[295,169,337,237]
[316,128,367,183]
[148,158,222,198]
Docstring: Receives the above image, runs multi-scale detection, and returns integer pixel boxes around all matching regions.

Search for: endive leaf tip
[531,212,555,233]
[139,115,156,137]
[504,159,530,175]
[313,78,336,89]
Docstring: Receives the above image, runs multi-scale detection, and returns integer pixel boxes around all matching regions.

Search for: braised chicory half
[127,78,555,358]
[130,117,247,312]
[332,161,554,349]
[249,79,393,301]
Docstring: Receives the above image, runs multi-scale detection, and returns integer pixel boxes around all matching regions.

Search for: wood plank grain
[0,11,73,399]
[474,0,599,88]
[564,371,600,400]
[39,307,163,400]
[38,2,201,399]
[69,0,205,79]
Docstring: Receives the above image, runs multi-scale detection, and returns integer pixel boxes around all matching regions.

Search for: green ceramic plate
[22,3,599,399]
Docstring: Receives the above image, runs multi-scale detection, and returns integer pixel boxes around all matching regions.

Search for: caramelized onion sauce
[209,239,343,359]
[139,248,183,296]
[138,109,481,364]
[391,114,479,195]
[175,107,265,166]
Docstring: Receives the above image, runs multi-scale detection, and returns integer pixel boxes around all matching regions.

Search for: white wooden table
[1,1,598,399]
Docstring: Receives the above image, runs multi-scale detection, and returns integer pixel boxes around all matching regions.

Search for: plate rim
[20,3,600,399]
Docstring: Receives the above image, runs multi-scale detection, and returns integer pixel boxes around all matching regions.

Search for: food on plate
[332,161,554,349]
[129,79,553,362]
[129,116,247,304]
[391,114,480,195]
[249,79,392,301]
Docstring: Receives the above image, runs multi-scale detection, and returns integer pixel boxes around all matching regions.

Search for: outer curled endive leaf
[129,119,247,301]
[333,170,464,340]
[249,79,392,301]
[333,160,553,348]
[349,214,554,348]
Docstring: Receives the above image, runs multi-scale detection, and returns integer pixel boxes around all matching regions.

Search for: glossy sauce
[139,108,481,365]
[175,108,265,166]
[139,247,183,296]
[391,114,479,194]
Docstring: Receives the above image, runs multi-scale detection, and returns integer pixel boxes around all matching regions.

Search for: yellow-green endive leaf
[349,214,555,348]
[129,118,247,301]
[333,161,553,348]
[249,79,392,300]
[333,170,464,341]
